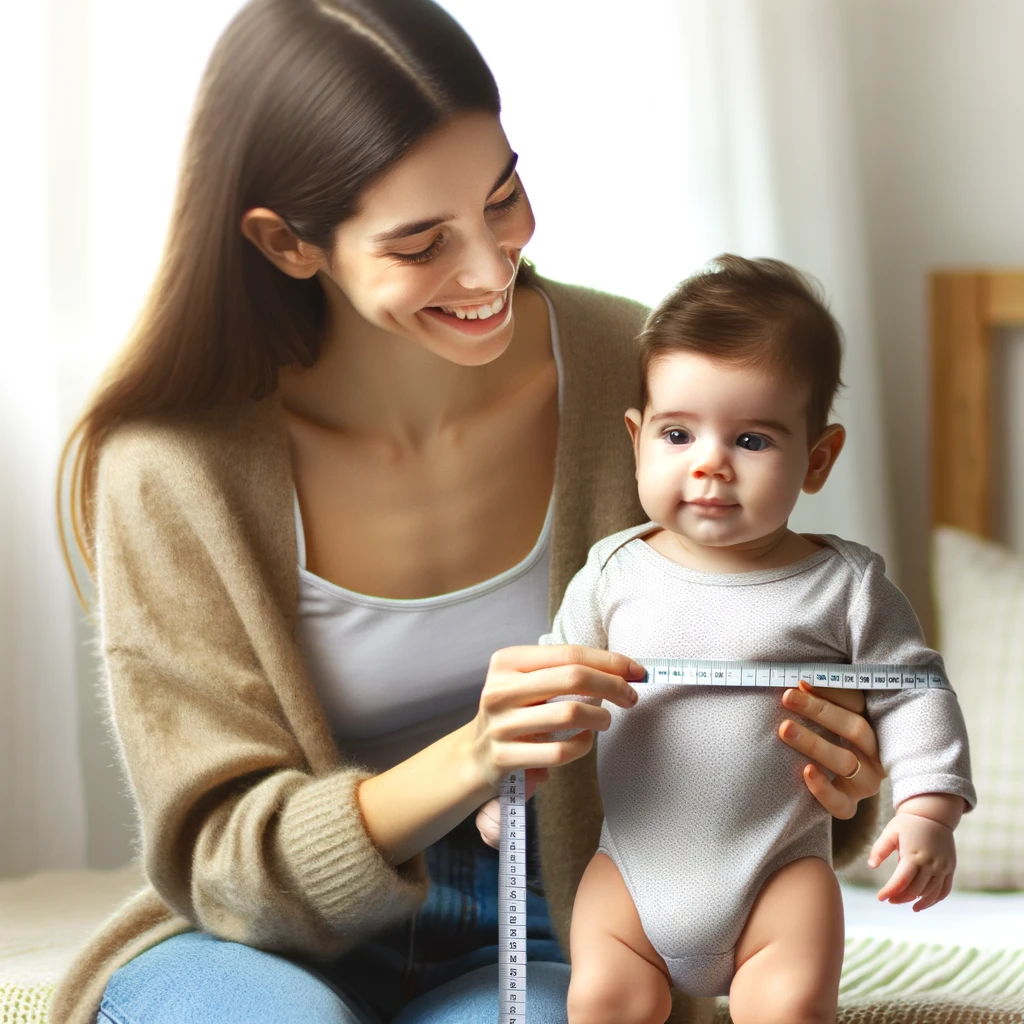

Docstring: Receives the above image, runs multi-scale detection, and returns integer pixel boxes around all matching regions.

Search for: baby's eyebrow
[647,411,793,437]
[744,418,792,436]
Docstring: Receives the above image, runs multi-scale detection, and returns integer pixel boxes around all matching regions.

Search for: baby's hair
[637,254,844,440]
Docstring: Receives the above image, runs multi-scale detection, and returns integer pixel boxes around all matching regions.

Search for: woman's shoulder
[98,396,288,509]
[531,273,650,338]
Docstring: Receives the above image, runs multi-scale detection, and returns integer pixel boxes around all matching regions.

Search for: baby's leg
[730,857,844,1024]
[567,852,673,1024]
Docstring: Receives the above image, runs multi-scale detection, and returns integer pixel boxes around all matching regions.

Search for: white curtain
[1,0,894,875]
[443,0,895,567]
[0,0,87,877]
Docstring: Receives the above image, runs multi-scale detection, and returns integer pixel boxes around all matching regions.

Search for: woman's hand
[778,680,884,819]
[469,644,643,847]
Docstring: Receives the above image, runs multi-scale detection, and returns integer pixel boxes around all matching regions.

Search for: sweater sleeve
[94,427,427,961]
[849,552,976,813]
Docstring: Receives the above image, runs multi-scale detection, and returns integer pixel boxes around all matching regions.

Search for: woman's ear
[803,423,846,494]
[240,208,325,280]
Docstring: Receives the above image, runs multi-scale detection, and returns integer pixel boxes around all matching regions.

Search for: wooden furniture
[931,269,1024,539]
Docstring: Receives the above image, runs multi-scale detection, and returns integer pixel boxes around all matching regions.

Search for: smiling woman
[52,2,885,1023]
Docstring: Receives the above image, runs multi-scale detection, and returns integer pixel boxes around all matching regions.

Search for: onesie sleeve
[849,552,976,812]
[539,541,609,650]
[538,542,610,732]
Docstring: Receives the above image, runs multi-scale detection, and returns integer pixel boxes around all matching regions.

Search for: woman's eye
[486,179,523,216]
[665,429,691,446]
[392,233,446,264]
[737,433,771,451]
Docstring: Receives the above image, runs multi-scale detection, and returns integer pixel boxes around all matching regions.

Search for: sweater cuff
[278,768,429,939]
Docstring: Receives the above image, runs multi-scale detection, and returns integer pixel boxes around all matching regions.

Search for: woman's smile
[420,287,514,336]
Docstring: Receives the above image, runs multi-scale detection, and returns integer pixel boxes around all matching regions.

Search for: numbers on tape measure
[499,768,527,1023]
[636,659,948,689]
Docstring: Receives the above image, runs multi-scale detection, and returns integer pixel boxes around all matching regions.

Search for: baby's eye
[665,429,692,446]
[736,433,771,451]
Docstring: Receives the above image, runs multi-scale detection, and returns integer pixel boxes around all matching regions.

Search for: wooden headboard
[931,270,1024,539]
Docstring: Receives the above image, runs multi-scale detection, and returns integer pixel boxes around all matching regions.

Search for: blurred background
[1,0,1022,879]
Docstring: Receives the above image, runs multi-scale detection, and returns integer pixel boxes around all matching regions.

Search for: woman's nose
[454,229,518,295]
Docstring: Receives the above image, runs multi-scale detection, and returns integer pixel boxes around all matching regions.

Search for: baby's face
[627,352,815,552]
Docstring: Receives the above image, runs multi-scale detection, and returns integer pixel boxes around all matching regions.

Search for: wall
[843,0,1024,629]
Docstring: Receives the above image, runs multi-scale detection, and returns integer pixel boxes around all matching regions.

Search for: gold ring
[841,758,862,781]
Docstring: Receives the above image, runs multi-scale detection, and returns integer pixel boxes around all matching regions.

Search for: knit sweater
[49,277,878,1024]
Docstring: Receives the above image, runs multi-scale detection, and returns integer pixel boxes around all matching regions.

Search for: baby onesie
[541,523,975,996]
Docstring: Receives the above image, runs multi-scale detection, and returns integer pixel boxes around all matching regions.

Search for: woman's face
[326,111,535,366]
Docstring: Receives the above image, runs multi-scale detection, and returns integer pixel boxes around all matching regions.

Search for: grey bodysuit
[541,523,975,997]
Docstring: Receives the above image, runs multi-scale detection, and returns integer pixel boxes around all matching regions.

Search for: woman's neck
[277,282,550,451]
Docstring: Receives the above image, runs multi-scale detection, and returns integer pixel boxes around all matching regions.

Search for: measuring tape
[496,658,949,1021]
[499,768,527,1022]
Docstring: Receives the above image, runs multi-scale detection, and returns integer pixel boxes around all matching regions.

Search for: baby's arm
[847,548,976,910]
[868,792,965,912]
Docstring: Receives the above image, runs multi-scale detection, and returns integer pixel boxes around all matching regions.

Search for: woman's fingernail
[627,687,639,704]
[782,723,800,741]
[628,660,647,680]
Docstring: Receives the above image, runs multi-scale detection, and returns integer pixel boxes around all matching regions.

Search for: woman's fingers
[782,681,879,760]
[492,698,612,740]
[472,644,644,789]
[801,763,856,819]
[489,644,646,687]
[476,799,501,848]
[778,718,864,780]
[482,648,641,713]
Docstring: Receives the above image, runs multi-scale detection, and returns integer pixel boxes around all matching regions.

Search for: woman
[55,2,884,1022]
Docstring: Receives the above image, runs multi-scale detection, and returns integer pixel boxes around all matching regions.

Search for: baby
[541,255,976,1024]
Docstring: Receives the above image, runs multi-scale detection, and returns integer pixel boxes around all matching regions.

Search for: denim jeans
[97,809,569,1023]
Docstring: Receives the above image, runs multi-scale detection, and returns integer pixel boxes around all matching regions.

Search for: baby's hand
[868,810,956,912]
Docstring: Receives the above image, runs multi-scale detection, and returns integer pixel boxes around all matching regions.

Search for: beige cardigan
[51,278,877,1024]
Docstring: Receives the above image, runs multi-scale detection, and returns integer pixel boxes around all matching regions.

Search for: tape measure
[499,768,527,1022]
[496,658,949,1021]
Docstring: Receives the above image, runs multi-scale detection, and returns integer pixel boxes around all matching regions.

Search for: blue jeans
[97,811,569,1023]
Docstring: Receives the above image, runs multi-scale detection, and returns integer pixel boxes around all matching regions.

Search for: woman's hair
[60,0,501,602]
[637,253,844,440]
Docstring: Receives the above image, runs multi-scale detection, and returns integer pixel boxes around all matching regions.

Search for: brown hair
[59,0,502,605]
[637,253,844,440]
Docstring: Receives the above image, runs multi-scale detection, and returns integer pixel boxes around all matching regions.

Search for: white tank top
[295,292,562,774]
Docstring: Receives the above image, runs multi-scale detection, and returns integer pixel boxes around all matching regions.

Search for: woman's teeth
[439,292,505,320]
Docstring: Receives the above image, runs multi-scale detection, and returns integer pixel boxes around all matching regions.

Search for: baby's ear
[803,423,846,494]
[624,408,643,468]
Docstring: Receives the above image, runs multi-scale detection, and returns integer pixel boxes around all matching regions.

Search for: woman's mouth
[422,290,512,335]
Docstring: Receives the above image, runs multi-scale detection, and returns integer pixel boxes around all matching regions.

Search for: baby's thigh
[97,930,375,1024]
[568,853,671,1024]
[730,857,844,1024]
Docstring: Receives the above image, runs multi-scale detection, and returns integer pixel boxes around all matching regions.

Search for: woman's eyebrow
[371,152,519,245]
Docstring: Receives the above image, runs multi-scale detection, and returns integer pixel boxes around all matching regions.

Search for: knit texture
[47,278,879,1024]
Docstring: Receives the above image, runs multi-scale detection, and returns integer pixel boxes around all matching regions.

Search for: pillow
[841,527,1024,891]
[931,526,1024,890]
